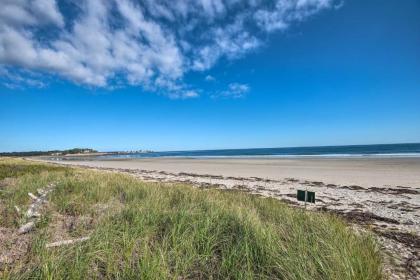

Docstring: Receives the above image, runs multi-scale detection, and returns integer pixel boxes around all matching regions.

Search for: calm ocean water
[100,143,420,159]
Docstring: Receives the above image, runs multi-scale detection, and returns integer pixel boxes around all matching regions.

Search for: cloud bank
[0,0,335,97]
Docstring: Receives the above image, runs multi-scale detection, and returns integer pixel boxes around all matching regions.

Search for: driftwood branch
[46,237,90,248]
[18,221,35,234]
[17,183,56,235]
[28,192,38,200]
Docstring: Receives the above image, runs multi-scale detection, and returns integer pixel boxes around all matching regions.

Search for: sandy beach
[42,157,420,188]
[34,156,420,278]
[37,157,420,229]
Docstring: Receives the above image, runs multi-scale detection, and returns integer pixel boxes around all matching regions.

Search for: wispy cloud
[181,90,200,99]
[214,83,250,99]
[0,68,46,90]
[0,0,336,97]
[205,75,216,82]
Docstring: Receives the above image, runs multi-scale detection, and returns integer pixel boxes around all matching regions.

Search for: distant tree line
[0,148,97,157]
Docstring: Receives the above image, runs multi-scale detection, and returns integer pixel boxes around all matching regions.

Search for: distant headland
[0,148,154,157]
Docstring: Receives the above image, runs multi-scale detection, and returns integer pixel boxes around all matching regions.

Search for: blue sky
[0,0,419,152]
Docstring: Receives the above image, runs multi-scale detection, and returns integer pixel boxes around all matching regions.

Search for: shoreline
[74,153,420,160]
[36,156,420,188]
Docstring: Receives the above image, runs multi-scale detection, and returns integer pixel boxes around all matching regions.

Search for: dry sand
[35,156,420,278]
[44,157,420,187]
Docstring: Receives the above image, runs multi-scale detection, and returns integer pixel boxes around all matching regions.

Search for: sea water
[100,143,420,159]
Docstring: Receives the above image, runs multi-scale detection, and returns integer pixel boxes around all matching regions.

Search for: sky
[0,0,419,152]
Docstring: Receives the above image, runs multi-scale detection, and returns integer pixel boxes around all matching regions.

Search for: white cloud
[0,0,336,96]
[0,0,64,28]
[205,75,215,81]
[215,82,250,98]
[182,90,199,99]
[0,68,46,89]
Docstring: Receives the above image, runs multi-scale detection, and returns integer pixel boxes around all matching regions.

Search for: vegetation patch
[0,158,383,279]
[0,160,69,180]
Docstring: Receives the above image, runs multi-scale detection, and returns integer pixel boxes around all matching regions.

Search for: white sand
[45,157,420,188]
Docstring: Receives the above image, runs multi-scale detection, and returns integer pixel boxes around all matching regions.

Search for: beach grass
[0,158,383,279]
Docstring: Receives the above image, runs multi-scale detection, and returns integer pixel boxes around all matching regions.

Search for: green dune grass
[0,158,382,279]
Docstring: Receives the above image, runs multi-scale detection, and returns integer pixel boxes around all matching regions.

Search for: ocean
[100,143,420,159]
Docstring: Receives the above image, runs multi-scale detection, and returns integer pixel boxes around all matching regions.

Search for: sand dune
[34,156,420,277]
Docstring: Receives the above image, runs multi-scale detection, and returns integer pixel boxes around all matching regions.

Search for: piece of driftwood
[37,188,46,195]
[26,210,41,218]
[25,184,56,217]
[18,221,35,234]
[26,203,42,218]
[46,237,90,248]
[17,183,57,235]
[28,192,39,200]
